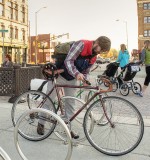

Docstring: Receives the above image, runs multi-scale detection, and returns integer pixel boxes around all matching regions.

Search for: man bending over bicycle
[37,36,111,138]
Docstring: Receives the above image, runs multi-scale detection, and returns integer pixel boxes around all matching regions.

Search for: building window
[22,6,25,23]
[22,29,25,41]
[10,10,13,19]
[15,27,18,39]
[10,27,14,39]
[143,3,150,10]
[144,16,150,23]
[0,4,4,16]
[14,4,18,21]
[144,30,150,37]
[22,0,25,2]
[0,24,5,37]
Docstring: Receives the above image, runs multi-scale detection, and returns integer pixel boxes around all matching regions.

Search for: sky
[28,0,138,52]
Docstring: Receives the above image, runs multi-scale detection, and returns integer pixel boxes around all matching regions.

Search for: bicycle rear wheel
[84,96,144,156]
[14,108,72,160]
[11,90,56,141]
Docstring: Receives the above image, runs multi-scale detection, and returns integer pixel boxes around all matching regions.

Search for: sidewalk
[0,64,150,160]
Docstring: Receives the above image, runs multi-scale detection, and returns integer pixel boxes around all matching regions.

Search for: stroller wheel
[120,83,129,96]
[132,82,142,94]
[112,82,118,92]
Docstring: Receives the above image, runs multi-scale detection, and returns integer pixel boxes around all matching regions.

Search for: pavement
[0,64,150,160]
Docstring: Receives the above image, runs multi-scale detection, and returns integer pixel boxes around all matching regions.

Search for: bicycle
[11,63,144,156]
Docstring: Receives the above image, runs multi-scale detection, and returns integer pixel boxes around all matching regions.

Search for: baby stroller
[118,62,142,96]
[97,62,120,92]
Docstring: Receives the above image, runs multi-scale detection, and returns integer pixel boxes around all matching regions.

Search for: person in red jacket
[37,36,111,138]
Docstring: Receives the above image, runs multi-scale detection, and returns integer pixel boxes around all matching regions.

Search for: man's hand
[76,73,85,81]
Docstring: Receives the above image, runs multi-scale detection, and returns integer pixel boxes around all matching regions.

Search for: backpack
[52,41,75,68]
[54,41,75,55]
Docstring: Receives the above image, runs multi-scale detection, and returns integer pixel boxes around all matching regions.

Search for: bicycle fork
[99,95,115,128]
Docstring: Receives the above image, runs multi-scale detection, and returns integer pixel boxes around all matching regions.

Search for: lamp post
[35,6,47,64]
[116,19,128,49]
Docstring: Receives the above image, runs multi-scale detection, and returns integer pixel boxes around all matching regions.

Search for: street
[0,63,150,160]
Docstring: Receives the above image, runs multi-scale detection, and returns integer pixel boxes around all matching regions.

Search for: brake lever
[83,78,91,85]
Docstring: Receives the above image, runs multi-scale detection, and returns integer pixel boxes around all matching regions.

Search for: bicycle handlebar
[98,77,113,93]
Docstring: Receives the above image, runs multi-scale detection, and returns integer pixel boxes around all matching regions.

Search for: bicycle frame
[36,77,113,124]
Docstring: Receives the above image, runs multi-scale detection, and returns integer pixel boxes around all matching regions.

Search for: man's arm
[64,40,84,78]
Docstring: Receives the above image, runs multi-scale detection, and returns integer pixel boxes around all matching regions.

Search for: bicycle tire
[119,83,129,96]
[55,96,94,143]
[14,108,72,160]
[84,96,144,156]
[132,82,142,94]
[11,90,56,141]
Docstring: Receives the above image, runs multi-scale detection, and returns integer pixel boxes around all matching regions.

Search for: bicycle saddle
[42,63,59,80]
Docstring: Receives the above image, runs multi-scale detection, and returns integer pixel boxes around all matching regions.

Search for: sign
[0,30,8,32]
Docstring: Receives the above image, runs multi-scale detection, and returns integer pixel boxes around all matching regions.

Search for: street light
[35,6,47,64]
[116,19,128,49]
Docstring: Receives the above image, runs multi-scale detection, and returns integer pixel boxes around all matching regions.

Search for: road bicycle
[11,63,144,156]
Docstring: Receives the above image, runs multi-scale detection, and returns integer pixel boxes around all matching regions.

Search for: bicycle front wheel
[11,90,56,141]
[84,96,144,156]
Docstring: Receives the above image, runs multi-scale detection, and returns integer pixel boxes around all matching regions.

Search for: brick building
[29,34,60,64]
[137,0,150,50]
[0,0,28,65]
[29,33,69,64]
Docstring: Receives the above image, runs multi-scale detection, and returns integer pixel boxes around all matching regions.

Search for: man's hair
[96,36,111,52]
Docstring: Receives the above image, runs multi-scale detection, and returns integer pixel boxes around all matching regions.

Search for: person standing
[37,36,111,138]
[2,54,13,68]
[137,40,150,97]
[116,44,130,70]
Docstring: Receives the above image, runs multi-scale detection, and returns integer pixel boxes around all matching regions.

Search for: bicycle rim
[84,96,144,156]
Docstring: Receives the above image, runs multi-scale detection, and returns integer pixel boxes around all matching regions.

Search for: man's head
[144,40,150,49]
[93,36,111,54]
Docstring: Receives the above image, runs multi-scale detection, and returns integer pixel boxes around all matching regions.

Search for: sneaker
[136,91,143,97]
[37,123,44,135]
[70,131,79,139]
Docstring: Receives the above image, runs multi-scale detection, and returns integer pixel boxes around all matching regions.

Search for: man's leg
[37,80,58,135]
